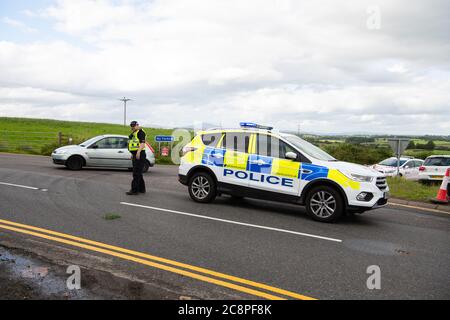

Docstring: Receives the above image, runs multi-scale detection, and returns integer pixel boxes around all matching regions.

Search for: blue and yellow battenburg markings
[191,145,361,190]
[202,147,225,167]
[300,163,329,181]
[223,169,294,187]
[247,155,272,173]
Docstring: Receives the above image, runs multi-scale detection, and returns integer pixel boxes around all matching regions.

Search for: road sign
[161,147,170,157]
[387,138,410,156]
[155,135,175,142]
[387,138,410,176]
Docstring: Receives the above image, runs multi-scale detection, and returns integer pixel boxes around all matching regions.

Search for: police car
[178,123,389,222]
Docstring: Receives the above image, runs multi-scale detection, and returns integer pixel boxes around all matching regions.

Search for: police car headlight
[54,149,67,154]
[350,173,374,183]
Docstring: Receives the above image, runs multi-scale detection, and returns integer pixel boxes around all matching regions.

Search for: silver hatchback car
[52,135,156,172]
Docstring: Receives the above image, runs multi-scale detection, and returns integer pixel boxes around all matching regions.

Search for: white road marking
[0,182,47,191]
[120,202,342,243]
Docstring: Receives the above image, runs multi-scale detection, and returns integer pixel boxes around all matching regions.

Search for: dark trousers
[131,152,146,193]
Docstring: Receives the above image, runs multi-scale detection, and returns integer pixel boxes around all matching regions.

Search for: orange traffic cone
[431,168,449,204]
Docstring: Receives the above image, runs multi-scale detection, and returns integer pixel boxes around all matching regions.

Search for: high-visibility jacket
[128,129,146,152]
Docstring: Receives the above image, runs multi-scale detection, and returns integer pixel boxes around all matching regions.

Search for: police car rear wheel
[189,173,217,203]
[306,186,343,222]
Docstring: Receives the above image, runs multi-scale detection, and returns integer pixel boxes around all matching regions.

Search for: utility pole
[119,97,132,126]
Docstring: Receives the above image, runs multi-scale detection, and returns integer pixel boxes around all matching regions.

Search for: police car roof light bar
[240,122,274,131]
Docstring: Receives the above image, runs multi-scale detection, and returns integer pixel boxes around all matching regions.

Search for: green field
[404,149,450,157]
[320,137,450,161]
[409,139,450,146]
[0,117,176,157]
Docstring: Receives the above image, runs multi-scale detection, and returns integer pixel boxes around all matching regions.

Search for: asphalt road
[0,153,449,300]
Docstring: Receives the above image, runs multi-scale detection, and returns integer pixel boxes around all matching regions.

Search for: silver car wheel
[191,176,211,200]
[310,191,336,218]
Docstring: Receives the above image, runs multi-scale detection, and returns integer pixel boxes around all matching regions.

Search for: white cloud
[43,0,135,34]
[387,64,408,74]
[1,17,38,33]
[0,0,449,134]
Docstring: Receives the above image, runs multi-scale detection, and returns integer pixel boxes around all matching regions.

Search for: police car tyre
[66,156,83,171]
[188,172,217,203]
[305,185,344,222]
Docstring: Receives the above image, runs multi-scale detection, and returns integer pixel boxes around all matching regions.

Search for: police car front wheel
[306,186,344,222]
[188,172,217,203]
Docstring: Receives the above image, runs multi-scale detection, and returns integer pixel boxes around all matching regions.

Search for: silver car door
[85,138,105,166]
[115,137,133,168]
[100,137,133,167]
[85,137,121,167]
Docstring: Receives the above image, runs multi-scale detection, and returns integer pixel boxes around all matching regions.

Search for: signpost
[155,136,175,157]
[387,138,410,176]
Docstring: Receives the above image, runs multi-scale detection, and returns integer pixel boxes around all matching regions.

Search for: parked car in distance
[372,157,424,179]
[52,135,156,172]
[418,155,450,183]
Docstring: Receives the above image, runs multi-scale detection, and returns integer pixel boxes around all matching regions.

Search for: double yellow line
[0,218,316,300]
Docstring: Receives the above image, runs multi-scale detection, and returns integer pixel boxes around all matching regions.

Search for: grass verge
[103,213,122,220]
[387,177,443,202]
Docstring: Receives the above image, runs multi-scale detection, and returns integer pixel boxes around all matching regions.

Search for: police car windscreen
[283,135,336,161]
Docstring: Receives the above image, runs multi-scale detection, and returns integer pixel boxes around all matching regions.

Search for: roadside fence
[0,131,73,155]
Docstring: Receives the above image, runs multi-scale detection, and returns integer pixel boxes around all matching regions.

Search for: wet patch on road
[0,233,204,300]
[0,246,91,299]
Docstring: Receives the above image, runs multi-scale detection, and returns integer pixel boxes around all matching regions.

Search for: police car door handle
[118,151,124,153]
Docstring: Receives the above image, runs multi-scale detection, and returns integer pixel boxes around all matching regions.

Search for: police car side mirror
[285,152,298,160]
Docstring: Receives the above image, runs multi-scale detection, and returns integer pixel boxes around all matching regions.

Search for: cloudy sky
[0,0,449,134]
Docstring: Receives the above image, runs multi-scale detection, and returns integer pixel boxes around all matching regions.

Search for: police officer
[127,121,147,195]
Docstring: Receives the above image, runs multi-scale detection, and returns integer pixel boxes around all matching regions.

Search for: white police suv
[178,123,389,222]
